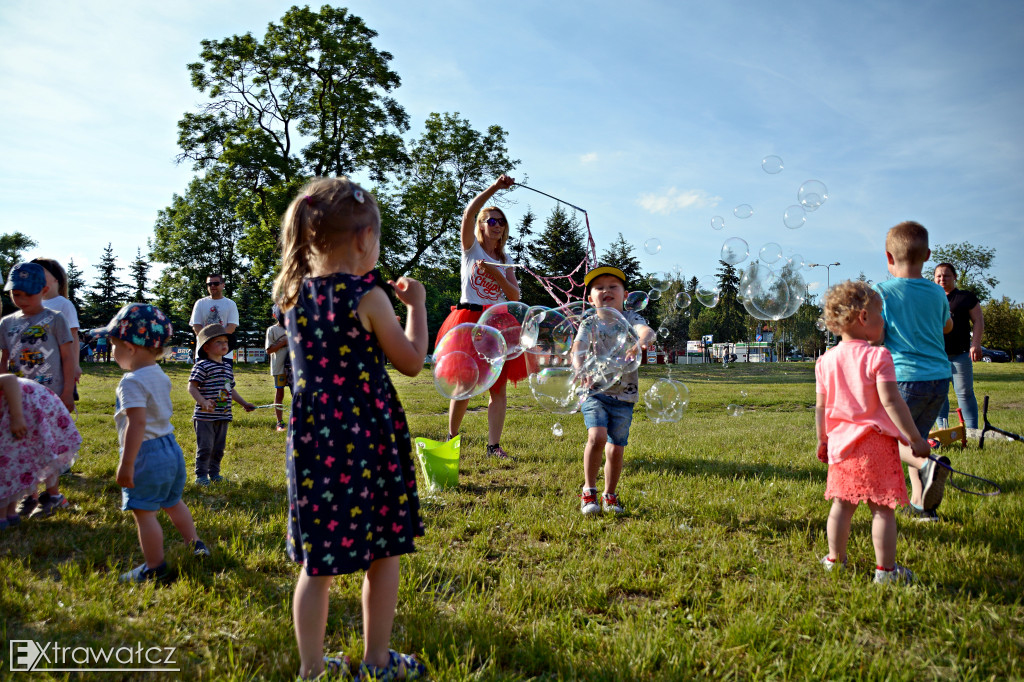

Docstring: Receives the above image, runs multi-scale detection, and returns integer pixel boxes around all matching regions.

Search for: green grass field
[2,360,1023,681]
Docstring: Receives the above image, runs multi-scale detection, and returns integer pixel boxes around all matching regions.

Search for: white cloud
[580,152,598,164]
[637,188,720,216]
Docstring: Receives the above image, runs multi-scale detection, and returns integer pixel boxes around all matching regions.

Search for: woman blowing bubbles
[434,174,527,460]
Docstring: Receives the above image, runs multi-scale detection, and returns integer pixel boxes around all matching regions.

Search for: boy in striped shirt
[188,324,255,485]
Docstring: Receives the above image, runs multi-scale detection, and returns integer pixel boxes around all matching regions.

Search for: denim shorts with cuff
[121,433,187,512]
[581,394,635,446]
[898,378,951,440]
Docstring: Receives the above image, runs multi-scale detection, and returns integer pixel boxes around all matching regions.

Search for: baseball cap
[4,262,46,295]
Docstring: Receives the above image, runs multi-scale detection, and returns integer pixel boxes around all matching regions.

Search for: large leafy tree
[0,231,36,316]
[981,297,1023,354]
[926,242,998,301]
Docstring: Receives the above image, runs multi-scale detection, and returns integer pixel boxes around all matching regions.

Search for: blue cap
[4,262,46,295]
[91,303,173,348]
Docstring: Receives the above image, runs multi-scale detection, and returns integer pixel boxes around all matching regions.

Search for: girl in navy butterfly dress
[274,177,429,681]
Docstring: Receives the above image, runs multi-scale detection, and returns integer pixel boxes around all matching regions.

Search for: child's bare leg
[274,386,285,423]
[868,502,897,569]
[132,509,166,568]
[362,555,400,669]
[447,399,469,439]
[293,572,334,679]
[905,443,925,506]
[826,499,857,564]
[44,474,59,497]
[897,441,928,470]
[486,383,507,446]
[603,443,625,495]
[584,427,608,490]
[163,500,200,543]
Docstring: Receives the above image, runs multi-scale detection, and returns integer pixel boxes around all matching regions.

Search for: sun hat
[91,303,173,348]
[195,323,232,360]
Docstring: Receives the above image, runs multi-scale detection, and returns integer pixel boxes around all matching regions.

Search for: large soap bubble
[675,292,691,309]
[783,205,806,229]
[779,269,807,319]
[721,237,749,266]
[624,291,650,312]
[695,278,720,308]
[648,288,662,301]
[478,301,529,360]
[798,180,829,211]
[761,155,784,174]
[521,306,574,359]
[527,366,582,414]
[643,378,690,423]
[734,204,754,219]
[743,263,790,320]
[433,323,506,400]
[711,216,725,231]
[644,238,662,254]
[759,242,783,265]
[574,308,641,394]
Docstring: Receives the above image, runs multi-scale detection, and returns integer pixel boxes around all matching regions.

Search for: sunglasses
[482,217,507,227]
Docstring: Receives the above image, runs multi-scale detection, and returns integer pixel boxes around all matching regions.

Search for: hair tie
[304,195,313,206]
[353,189,365,204]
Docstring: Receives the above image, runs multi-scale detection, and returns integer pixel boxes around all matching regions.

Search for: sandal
[297,654,352,681]
[358,649,425,681]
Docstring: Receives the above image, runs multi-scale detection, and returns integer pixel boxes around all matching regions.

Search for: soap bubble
[726,403,745,417]
[644,238,662,254]
[783,205,806,229]
[779,270,807,319]
[798,180,829,211]
[654,274,674,292]
[675,292,691,309]
[759,242,783,265]
[624,291,650,312]
[711,216,725,230]
[433,323,506,400]
[574,308,641,393]
[478,301,530,360]
[658,326,670,339]
[648,289,662,301]
[787,253,805,270]
[734,204,754,219]
[721,237,749,266]
[646,273,665,291]
[815,317,827,331]
[761,155,784,174]
[528,367,582,414]
[644,378,690,423]
[696,278,721,308]
[552,423,563,437]
[521,306,574,359]
[744,264,790,320]
[740,390,748,398]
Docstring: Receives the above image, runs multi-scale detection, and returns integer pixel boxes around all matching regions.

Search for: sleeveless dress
[0,379,81,501]
[284,270,424,575]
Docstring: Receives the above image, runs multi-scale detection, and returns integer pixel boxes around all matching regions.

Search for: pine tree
[66,259,86,311]
[507,208,547,306]
[129,248,151,302]
[527,205,588,305]
[83,243,130,327]
[598,233,644,291]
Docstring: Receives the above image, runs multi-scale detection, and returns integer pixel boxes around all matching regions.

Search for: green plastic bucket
[414,435,461,491]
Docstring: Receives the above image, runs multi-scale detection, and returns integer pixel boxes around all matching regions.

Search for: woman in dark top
[934,263,984,433]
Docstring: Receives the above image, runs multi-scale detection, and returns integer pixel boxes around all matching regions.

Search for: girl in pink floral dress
[0,375,81,528]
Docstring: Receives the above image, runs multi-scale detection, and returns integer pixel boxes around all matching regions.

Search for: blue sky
[2,1,1022,301]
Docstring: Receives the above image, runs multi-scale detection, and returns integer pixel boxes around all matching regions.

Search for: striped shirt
[189,358,236,421]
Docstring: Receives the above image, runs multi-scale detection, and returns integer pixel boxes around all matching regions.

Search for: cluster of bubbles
[643,378,691,423]
[433,302,652,420]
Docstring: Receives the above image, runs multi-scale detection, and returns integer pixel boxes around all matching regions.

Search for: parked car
[980,347,1011,363]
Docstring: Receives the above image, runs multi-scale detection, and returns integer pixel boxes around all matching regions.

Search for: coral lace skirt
[825,430,909,508]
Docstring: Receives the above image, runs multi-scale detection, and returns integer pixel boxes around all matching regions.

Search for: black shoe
[921,455,951,510]
[119,561,169,583]
[901,505,939,522]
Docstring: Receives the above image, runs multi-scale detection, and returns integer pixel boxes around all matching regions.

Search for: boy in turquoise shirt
[873,221,953,521]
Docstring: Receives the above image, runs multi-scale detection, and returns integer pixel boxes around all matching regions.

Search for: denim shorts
[581,394,635,446]
[898,379,951,440]
[121,433,187,511]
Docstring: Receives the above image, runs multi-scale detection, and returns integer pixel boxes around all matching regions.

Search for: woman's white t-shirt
[460,239,512,305]
[43,296,80,329]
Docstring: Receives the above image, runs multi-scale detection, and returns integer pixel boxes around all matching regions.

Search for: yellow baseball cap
[583,265,627,289]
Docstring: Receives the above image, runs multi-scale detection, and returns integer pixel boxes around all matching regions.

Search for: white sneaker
[820,555,846,572]
[601,492,624,514]
[873,564,915,585]
[580,488,601,515]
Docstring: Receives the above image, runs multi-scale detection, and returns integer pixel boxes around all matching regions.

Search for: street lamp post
[807,262,840,346]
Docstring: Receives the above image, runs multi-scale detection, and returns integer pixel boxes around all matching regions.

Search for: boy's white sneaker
[873,564,915,585]
[580,488,601,516]
[601,492,624,514]
[820,555,846,572]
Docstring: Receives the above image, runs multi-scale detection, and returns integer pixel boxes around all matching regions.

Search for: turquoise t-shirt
[873,278,951,382]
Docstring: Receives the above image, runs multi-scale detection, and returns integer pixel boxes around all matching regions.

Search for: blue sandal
[297,654,352,681]
[358,650,425,681]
